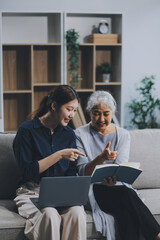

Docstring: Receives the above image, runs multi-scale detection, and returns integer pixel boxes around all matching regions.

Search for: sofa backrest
[0,133,20,199]
[0,129,160,199]
[129,129,160,189]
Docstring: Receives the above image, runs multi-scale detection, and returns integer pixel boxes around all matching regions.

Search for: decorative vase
[102,73,110,83]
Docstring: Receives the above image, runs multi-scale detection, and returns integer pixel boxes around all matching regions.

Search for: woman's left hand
[104,176,117,186]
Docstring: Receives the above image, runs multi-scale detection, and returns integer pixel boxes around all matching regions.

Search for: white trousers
[14,183,87,240]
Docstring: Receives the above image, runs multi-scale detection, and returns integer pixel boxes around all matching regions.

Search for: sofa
[0,129,160,240]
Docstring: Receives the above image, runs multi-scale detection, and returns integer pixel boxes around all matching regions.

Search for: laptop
[31,176,91,209]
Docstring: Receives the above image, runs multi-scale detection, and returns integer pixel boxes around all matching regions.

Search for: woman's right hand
[101,141,117,161]
[59,149,86,161]
[39,149,85,174]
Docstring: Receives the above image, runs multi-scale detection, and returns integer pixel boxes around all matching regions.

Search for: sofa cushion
[86,210,105,239]
[0,229,27,240]
[0,200,26,229]
[129,129,160,189]
[0,133,20,199]
[137,189,160,215]
[0,200,105,240]
[0,200,26,240]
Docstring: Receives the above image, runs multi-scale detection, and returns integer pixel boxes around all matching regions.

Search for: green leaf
[128,75,160,129]
[66,29,82,86]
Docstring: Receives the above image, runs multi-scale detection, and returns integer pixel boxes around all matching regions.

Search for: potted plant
[97,62,113,83]
[128,75,160,129]
[66,29,82,87]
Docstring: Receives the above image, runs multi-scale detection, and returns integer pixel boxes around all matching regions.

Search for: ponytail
[27,85,79,119]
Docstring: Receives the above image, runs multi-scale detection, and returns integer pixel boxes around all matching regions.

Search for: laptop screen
[37,176,91,208]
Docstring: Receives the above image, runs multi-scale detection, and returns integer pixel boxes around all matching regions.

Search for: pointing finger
[106,141,111,149]
[72,149,86,156]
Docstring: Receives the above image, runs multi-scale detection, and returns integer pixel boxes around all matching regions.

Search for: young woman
[13,85,86,240]
[75,90,160,240]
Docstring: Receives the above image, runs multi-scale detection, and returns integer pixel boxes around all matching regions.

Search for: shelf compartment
[65,13,122,44]
[96,45,122,83]
[33,85,57,110]
[3,45,31,91]
[2,13,62,44]
[67,45,94,90]
[33,45,61,84]
[4,93,31,132]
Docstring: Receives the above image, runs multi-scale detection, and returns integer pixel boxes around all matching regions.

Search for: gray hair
[86,91,116,113]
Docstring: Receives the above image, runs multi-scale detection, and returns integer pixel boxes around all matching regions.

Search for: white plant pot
[102,73,110,83]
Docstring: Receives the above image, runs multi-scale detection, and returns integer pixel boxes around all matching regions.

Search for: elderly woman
[75,91,160,240]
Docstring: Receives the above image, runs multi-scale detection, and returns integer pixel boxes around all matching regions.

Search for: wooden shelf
[2,43,62,131]
[95,82,121,86]
[33,43,61,46]
[3,90,32,94]
[33,82,60,86]
[95,43,122,46]
[80,43,94,46]
[80,43,122,46]
[1,12,123,131]
[76,89,94,92]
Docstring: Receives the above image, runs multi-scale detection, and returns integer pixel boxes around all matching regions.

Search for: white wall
[0,0,160,128]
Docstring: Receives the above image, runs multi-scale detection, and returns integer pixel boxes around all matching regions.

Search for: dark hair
[29,85,79,119]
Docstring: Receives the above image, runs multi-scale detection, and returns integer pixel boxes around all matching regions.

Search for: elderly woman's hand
[104,176,117,186]
[101,141,117,161]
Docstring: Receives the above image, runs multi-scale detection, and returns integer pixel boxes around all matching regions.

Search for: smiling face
[90,104,113,133]
[57,99,79,126]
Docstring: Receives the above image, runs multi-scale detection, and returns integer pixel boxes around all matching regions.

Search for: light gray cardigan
[75,123,131,240]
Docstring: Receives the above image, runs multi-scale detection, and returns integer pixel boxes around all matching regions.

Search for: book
[91,162,142,185]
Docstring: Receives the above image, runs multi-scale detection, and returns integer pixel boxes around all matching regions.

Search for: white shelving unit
[64,12,122,123]
[0,11,122,131]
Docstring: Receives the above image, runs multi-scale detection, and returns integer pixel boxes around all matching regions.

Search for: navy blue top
[13,116,77,184]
